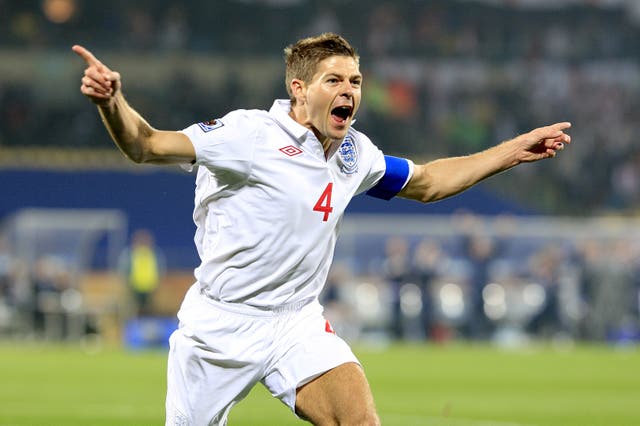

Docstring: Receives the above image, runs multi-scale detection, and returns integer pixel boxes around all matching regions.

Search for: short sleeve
[355,147,386,195]
[179,110,257,178]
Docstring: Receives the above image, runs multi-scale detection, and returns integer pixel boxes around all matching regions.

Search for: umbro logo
[279,145,303,157]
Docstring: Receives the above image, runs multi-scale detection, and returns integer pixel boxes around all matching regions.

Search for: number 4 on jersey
[313,183,334,221]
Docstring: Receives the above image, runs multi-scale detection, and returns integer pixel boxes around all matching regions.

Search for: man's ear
[290,79,306,104]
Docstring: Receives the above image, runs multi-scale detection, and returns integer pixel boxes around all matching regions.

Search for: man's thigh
[166,293,273,426]
[295,362,380,426]
[166,325,265,425]
[262,303,361,412]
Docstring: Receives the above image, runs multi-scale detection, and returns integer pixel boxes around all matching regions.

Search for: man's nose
[341,82,354,97]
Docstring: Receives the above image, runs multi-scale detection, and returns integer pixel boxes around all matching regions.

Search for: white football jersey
[180,99,412,308]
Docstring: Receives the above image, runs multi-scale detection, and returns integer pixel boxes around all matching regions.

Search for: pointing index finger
[72,44,103,68]
[542,122,571,139]
[552,122,571,131]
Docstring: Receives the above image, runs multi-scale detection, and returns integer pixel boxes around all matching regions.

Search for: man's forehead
[315,55,361,77]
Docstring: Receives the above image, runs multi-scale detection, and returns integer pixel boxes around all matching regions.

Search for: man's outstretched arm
[399,122,572,203]
[72,45,195,165]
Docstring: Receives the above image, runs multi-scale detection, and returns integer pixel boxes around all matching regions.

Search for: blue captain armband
[366,155,413,200]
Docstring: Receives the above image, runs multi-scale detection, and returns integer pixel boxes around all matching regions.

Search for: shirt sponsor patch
[337,136,358,174]
[197,119,224,133]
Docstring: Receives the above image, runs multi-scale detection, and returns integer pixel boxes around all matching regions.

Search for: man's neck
[288,105,333,153]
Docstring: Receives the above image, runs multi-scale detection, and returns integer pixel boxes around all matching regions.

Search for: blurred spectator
[460,232,500,339]
[0,235,16,334]
[382,236,413,339]
[365,2,410,57]
[524,244,567,338]
[306,4,341,37]
[159,4,189,51]
[411,238,447,340]
[0,235,15,304]
[609,151,640,209]
[31,255,72,337]
[579,239,637,342]
[119,229,166,317]
[123,7,155,51]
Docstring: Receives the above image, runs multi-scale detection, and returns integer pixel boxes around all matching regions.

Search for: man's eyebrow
[324,72,363,80]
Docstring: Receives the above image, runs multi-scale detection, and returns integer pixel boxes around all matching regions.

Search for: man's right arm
[72,45,195,165]
[399,122,571,203]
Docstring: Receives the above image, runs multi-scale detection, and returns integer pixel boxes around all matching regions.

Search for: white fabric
[179,100,389,309]
[165,284,359,426]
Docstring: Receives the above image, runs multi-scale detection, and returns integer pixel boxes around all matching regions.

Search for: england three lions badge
[337,136,358,175]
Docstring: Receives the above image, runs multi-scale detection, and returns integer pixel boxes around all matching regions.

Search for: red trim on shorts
[325,320,335,334]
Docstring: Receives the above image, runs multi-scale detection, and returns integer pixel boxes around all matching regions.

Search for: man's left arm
[399,122,571,203]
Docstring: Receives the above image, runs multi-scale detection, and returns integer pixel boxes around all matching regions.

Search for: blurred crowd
[3,1,640,214]
[2,213,639,344]
[3,0,640,57]
[0,225,163,341]
[322,214,640,345]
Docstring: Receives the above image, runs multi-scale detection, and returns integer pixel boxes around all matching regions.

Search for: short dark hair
[284,33,359,103]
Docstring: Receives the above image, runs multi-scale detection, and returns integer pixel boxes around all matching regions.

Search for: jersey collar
[269,99,311,143]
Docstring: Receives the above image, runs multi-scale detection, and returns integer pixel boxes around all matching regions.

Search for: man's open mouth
[331,106,352,123]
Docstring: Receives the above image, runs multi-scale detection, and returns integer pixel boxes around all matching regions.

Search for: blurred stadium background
[1,0,640,424]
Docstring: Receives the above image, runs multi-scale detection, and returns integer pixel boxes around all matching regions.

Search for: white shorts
[165,284,360,426]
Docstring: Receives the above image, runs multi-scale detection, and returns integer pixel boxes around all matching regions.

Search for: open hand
[72,44,121,106]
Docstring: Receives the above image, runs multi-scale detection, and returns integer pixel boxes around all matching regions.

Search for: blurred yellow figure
[120,229,164,316]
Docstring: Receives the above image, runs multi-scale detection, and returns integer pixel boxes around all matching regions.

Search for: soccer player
[73,33,570,426]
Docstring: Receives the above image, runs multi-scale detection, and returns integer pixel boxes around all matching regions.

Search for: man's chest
[248,135,366,225]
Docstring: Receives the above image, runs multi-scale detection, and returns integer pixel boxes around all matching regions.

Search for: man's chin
[330,127,350,141]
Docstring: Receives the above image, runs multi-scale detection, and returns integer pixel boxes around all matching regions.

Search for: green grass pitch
[0,342,638,425]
